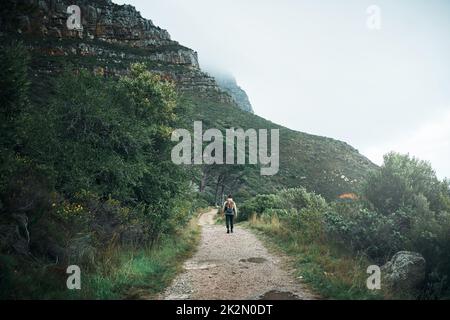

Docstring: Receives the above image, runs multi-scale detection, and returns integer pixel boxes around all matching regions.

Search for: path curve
[160,209,317,300]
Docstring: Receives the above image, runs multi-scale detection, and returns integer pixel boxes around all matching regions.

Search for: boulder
[382,251,426,292]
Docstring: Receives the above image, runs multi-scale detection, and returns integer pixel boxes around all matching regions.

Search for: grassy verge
[1,213,202,300]
[244,215,387,300]
[81,217,201,299]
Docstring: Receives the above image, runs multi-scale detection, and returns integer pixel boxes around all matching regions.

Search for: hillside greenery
[179,93,376,204]
[0,42,205,299]
[241,153,450,299]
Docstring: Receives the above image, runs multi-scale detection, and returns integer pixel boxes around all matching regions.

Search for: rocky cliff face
[0,0,234,103]
[3,0,172,45]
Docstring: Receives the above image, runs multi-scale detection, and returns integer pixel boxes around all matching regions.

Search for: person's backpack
[225,201,234,215]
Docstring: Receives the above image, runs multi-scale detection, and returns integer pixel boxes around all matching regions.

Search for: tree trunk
[214,174,225,206]
[200,167,208,193]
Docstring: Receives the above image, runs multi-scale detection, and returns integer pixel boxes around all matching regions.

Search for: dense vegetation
[241,154,450,299]
[0,42,204,299]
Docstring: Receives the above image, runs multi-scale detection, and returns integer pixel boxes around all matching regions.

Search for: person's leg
[225,215,230,233]
[230,215,234,233]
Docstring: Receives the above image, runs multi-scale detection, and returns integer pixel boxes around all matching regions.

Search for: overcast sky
[114,0,450,179]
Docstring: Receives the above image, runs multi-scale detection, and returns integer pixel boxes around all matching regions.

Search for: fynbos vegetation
[0,42,203,298]
[242,154,450,299]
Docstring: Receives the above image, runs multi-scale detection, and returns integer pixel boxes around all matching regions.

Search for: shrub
[0,41,30,147]
[277,187,328,212]
[324,203,406,262]
[364,152,448,214]
[238,194,282,221]
[240,188,329,242]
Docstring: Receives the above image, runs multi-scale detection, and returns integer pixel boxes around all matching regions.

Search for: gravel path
[160,209,317,300]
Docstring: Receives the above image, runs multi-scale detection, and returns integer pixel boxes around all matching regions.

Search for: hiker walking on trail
[223,195,237,234]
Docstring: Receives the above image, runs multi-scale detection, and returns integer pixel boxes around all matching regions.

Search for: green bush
[364,152,449,214]
[16,62,192,237]
[277,187,328,212]
[0,41,30,149]
[324,203,406,261]
[238,194,282,221]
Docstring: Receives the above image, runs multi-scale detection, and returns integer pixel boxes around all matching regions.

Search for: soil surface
[160,209,318,300]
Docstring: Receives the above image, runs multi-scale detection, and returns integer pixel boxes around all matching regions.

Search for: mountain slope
[182,93,376,200]
[1,0,377,200]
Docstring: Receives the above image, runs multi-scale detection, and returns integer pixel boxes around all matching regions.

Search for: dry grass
[247,215,386,300]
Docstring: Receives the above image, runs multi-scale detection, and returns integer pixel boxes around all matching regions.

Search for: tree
[0,41,31,199]
[364,152,449,214]
[0,41,30,149]
[18,62,191,243]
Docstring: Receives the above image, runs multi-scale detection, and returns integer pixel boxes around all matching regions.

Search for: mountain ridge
[0,0,236,104]
[0,0,377,199]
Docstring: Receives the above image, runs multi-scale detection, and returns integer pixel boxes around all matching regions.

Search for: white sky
[114,0,450,179]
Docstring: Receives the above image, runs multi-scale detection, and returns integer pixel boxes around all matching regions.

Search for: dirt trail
[160,209,317,300]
